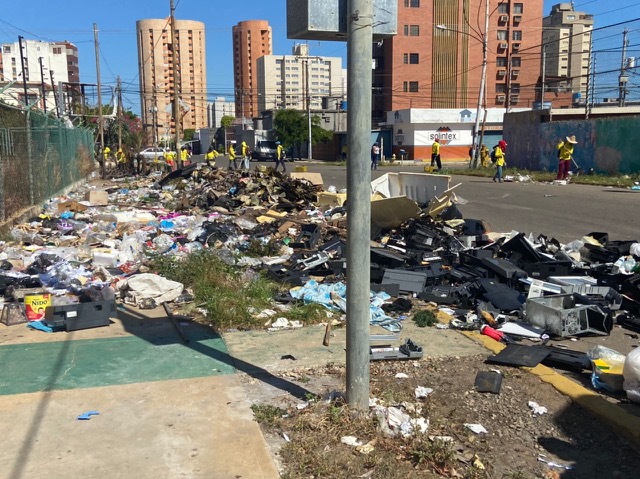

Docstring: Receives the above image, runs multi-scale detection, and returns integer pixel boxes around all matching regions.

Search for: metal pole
[618,29,628,107]
[306,59,312,160]
[117,76,122,151]
[346,0,372,411]
[170,0,182,166]
[541,46,546,108]
[50,71,60,117]
[94,23,105,179]
[18,36,29,106]
[39,57,47,113]
[585,44,592,120]
[470,0,489,168]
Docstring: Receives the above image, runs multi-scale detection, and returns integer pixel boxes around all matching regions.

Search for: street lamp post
[436,0,489,169]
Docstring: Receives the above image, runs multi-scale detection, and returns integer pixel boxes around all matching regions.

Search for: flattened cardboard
[57,200,88,213]
[371,196,421,229]
[289,172,323,186]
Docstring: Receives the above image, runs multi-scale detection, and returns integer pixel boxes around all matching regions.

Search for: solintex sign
[428,127,459,146]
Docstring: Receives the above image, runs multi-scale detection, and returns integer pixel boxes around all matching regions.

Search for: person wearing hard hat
[205,144,219,165]
[115,147,126,171]
[431,138,441,170]
[274,141,286,172]
[240,141,250,170]
[492,140,507,183]
[556,135,578,181]
[228,141,238,170]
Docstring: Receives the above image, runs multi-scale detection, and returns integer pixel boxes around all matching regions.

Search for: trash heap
[2,164,640,396]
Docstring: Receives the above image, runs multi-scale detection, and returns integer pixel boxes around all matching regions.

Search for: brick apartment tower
[137,18,207,144]
[373,0,543,121]
[232,20,272,120]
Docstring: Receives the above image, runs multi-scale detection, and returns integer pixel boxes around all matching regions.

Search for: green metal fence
[0,103,95,223]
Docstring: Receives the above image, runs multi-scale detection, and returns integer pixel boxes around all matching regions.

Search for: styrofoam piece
[547,276,598,287]
[370,172,451,203]
[497,321,544,339]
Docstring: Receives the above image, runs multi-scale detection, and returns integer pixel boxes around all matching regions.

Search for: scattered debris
[528,401,548,416]
[464,423,488,434]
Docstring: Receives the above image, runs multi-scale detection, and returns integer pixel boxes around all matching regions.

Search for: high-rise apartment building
[256,44,344,113]
[232,20,272,120]
[0,39,78,110]
[373,0,543,121]
[137,18,207,144]
[542,3,593,102]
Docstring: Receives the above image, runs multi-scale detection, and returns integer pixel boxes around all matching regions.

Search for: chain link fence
[0,103,95,224]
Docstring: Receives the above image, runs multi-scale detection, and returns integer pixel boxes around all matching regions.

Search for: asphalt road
[208,156,640,244]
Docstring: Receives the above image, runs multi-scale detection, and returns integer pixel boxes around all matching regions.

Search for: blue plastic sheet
[290,280,402,332]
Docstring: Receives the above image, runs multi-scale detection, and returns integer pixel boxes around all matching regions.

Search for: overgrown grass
[251,404,287,426]
[150,249,326,330]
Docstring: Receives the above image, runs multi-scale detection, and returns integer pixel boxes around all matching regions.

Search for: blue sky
[0,0,638,113]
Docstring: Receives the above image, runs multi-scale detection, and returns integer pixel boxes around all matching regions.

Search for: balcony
[511,94,520,103]
[497,69,507,77]
[512,42,521,52]
[496,94,506,103]
[511,69,520,77]
[498,42,508,50]
[499,15,509,24]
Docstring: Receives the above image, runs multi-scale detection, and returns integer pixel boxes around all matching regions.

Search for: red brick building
[373,0,544,123]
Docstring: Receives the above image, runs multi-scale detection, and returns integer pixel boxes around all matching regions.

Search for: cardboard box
[85,190,109,205]
[316,192,347,208]
[57,200,88,213]
[290,172,323,186]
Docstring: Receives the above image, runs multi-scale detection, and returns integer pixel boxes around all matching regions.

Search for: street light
[435,0,489,169]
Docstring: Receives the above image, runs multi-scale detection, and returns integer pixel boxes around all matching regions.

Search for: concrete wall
[504,111,640,174]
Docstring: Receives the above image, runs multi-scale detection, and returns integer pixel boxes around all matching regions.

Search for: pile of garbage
[2,163,640,369]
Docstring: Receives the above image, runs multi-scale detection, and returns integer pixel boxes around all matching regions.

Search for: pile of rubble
[2,163,640,397]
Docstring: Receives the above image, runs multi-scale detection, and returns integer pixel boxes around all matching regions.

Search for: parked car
[251,140,278,161]
[138,147,165,161]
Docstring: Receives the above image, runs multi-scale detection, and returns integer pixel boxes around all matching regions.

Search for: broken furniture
[370,338,423,361]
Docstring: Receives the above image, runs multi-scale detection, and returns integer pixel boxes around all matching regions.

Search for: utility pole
[94,23,105,179]
[585,44,593,119]
[346,0,373,411]
[587,51,596,119]
[117,76,123,151]
[18,36,29,106]
[152,85,159,148]
[540,46,546,108]
[51,72,60,117]
[619,29,629,107]
[470,0,489,168]
[39,57,47,113]
[170,0,182,167]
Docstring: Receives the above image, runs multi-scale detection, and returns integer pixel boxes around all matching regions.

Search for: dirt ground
[244,354,640,479]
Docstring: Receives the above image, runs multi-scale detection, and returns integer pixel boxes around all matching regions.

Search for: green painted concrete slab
[0,334,235,395]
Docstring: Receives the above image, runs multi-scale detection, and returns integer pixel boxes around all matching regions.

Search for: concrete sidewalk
[0,306,279,479]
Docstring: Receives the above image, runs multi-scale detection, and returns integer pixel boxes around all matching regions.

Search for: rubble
[1,162,640,401]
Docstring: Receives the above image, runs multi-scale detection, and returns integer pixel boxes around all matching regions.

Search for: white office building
[207,96,236,129]
[256,44,344,113]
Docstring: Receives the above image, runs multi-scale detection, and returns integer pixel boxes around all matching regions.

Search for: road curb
[434,310,640,451]
[461,330,640,451]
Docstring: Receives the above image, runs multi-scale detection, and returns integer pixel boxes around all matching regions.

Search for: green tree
[220,115,234,130]
[274,109,307,160]
[311,114,333,144]
[183,129,195,141]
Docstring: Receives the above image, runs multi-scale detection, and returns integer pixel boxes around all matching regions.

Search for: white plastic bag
[624,346,640,403]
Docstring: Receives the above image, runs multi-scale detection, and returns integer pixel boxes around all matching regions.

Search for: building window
[410,25,420,36]
[497,3,509,13]
[512,31,522,41]
[511,57,521,67]
[403,81,408,92]
[511,83,520,94]
[513,3,523,14]
[567,14,575,20]
[404,0,420,6]
[403,53,408,64]
[496,57,508,67]
[404,25,409,36]
[497,30,508,40]
[496,84,507,93]
[409,81,418,92]
[409,53,419,64]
